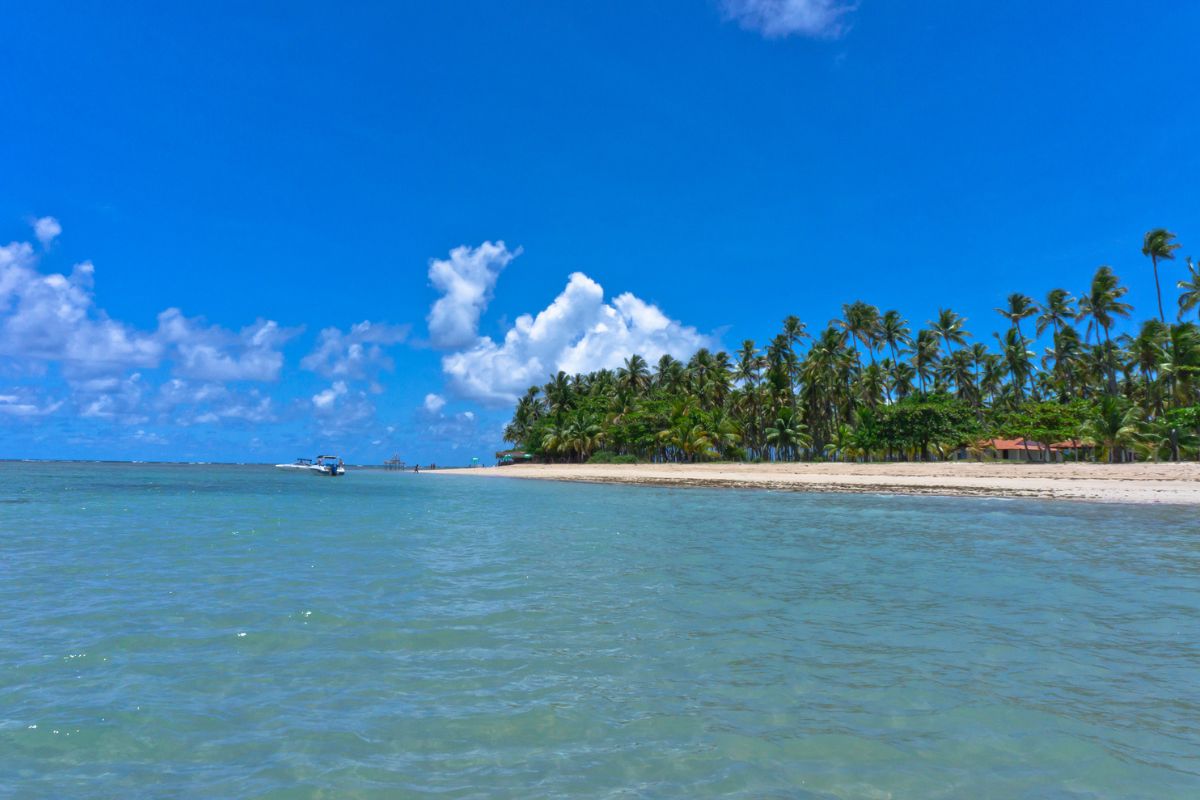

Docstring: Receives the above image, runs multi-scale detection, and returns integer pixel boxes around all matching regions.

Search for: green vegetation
[505,230,1200,463]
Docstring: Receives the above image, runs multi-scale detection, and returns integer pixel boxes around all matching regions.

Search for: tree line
[503,228,1200,464]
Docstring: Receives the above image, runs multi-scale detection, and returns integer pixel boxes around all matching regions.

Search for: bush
[612,454,639,464]
[587,451,616,464]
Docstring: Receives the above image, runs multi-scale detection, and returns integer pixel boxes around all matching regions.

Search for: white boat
[312,455,345,476]
[274,456,345,476]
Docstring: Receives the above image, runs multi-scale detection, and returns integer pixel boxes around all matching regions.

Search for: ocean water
[1,463,1197,799]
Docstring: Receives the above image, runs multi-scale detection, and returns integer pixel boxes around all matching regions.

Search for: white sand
[433,461,1200,504]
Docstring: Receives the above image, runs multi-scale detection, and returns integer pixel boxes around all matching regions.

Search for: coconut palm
[994,328,1034,401]
[913,329,941,394]
[838,301,882,367]
[506,230,1198,467]
[823,423,856,462]
[781,315,808,350]
[617,354,650,394]
[734,340,763,387]
[1177,257,1200,321]
[1036,289,1076,338]
[1083,396,1144,463]
[1077,266,1132,345]
[879,310,912,362]
[765,407,811,461]
[1142,228,1181,323]
[995,293,1037,340]
[930,308,969,358]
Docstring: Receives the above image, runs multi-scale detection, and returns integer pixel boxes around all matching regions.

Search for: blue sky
[3,1,1198,463]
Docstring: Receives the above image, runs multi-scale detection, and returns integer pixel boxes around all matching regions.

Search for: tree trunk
[1153,255,1165,324]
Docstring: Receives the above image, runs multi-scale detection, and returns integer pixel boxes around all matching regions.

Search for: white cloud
[423,393,446,413]
[191,394,273,425]
[313,381,348,410]
[132,429,168,445]
[76,373,147,422]
[300,320,410,379]
[441,271,712,405]
[0,389,63,417]
[0,233,297,386]
[309,379,376,433]
[722,0,854,38]
[33,216,62,247]
[427,241,520,348]
[156,379,228,410]
[156,309,300,382]
[0,244,163,374]
[152,380,274,426]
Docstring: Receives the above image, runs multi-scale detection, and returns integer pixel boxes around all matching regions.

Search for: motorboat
[313,455,345,476]
[274,455,345,476]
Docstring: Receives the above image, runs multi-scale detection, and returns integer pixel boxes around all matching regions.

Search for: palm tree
[1078,265,1133,346]
[505,229,1198,466]
[879,310,912,363]
[781,315,808,350]
[617,354,650,394]
[1177,257,1200,321]
[994,328,1033,401]
[838,301,882,367]
[1142,228,1181,323]
[913,329,941,395]
[734,340,762,387]
[765,406,811,461]
[930,308,969,358]
[1083,396,1144,463]
[889,360,916,401]
[824,423,856,462]
[995,293,1037,340]
[1036,289,1076,338]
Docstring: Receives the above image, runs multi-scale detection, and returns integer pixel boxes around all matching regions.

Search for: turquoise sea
[2,463,1197,798]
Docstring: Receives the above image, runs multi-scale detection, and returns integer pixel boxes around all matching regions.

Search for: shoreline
[432,461,1200,505]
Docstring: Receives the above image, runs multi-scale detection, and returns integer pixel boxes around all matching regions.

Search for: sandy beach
[434,461,1200,504]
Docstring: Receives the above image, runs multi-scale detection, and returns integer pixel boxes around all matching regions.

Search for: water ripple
[0,463,1197,798]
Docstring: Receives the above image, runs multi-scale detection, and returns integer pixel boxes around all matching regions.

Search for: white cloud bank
[0,243,161,374]
[301,320,410,379]
[0,222,298,382]
[440,270,712,406]
[426,241,520,348]
[157,309,300,382]
[721,0,855,38]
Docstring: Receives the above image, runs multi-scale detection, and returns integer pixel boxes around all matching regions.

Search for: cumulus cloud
[156,378,228,410]
[155,309,300,382]
[132,429,168,445]
[76,373,147,422]
[33,216,62,247]
[152,379,274,426]
[0,245,162,375]
[191,393,273,425]
[722,0,855,38]
[312,381,347,411]
[0,389,63,417]
[423,393,446,413]
[300,320,410,379]
[0,231,298,388]
[427,241,520,348]
[441,271,712,405]
[310,379,375,432]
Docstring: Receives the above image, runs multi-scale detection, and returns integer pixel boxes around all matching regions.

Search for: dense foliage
[504,230,1200,463]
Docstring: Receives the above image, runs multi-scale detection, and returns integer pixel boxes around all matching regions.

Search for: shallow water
[1,462,1197,798]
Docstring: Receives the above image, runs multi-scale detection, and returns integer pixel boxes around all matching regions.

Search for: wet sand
[433,461,1200,504]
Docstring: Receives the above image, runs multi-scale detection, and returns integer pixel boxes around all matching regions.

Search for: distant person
[414,464,419,473]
